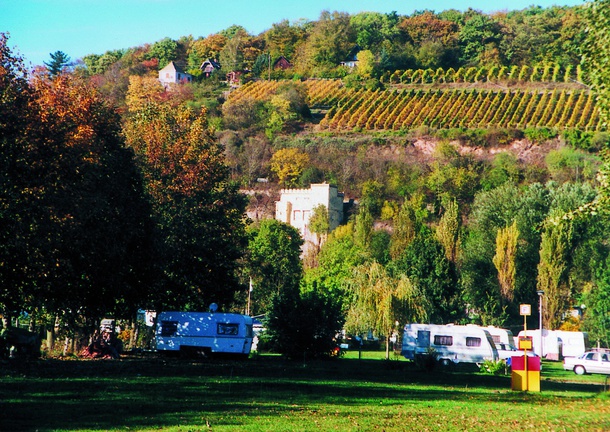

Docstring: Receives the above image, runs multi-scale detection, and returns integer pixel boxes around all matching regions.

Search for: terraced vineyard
[229,79,604,132]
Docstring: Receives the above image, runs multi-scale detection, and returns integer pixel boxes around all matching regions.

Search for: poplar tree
[492,221,519,307]
[537,216,573,329]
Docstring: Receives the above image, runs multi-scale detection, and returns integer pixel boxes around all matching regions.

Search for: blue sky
[2,0,585,67]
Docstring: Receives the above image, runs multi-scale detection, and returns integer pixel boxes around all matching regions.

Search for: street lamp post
[537,290,544,358]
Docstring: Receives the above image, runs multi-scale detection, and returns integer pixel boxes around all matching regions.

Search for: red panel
[511,355,541,372]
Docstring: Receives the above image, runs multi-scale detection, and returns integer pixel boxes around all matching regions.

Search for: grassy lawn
[1,351,609,431]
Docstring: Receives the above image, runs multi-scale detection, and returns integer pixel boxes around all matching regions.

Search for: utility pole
[537,290,544,357]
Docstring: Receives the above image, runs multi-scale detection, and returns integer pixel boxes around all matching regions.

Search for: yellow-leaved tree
[270,147,310,187]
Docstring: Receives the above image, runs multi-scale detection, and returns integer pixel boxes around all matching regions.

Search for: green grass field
[1,352,609,431]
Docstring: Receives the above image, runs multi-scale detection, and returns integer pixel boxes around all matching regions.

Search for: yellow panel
[511,370,541,392]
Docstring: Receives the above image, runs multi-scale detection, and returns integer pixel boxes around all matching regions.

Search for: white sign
[520,304,531,316]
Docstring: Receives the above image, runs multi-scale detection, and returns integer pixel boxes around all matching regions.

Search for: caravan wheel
[440,358,452,368]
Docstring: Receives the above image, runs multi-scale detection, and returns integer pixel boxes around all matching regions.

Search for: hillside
[229,77,603,133]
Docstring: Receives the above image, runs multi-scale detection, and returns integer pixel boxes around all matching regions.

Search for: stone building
[275,183,345,248]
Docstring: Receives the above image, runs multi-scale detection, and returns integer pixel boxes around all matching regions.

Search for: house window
[434,335,453,346]
[466,337,482,347]
[217,323,239,335]
[293,210,302,221]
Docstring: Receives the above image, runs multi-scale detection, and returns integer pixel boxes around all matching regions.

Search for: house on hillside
[275,183,346,250]
[227,69,250,87]
[273,56,292,70]
[158,61,193,88]
[200,58,221,77]
[340,45,361,68]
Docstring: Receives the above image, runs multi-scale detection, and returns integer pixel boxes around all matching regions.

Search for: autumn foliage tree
[124,79,249,310]
[1,34,156,337]
[270,147,310,187]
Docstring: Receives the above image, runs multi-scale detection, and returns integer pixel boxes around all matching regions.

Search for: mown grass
[1,352,608,432]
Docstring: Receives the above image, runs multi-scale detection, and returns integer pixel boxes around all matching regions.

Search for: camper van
[155,311,254,358]
[402,324,498,366]
[517,329,588,360]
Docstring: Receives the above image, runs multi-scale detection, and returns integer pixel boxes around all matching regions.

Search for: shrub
[523,127,558,143]
[480,359,508,375]
[414,348,438,371]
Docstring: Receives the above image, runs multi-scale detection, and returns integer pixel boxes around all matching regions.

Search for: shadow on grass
[0,355,605,431]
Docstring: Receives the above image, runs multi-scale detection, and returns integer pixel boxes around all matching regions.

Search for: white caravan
[483,326,517,349]
[155,311,254,358]
[402,324,498,366]
[517,329,588,360]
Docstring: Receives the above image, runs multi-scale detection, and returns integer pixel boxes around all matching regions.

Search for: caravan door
[417,330,431,350]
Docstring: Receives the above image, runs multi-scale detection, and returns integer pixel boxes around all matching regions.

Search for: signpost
[512,304,541,392]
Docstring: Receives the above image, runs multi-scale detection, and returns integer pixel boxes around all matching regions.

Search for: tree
[124,90,248,311]
[146,37,178,68]
[461,183,549,324]
[266,282,344,360]
[297,11,355,72]
[492,221,519,307]
[537,215,572,329]
[1,35,156,343]
[390,200,419,260]
[583,0,610,122]
[247,219,303,314]
[264,19,304,60]
[188,34,227,69]
[393,233,460,323]
[270,148,310,187]
[303,222,368,309]
[583,258,610,347]
[44,50,71,77]
[436,198,461,263]
[350,12,400,52]
[308,204,330,250]
[355,49,375,79]
[345,262,427,359]
[458,11,503,65]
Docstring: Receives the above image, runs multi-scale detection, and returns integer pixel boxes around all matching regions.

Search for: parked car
[563,350,610,375]
[495,342,539,369]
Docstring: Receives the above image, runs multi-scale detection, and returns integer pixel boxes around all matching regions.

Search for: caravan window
[491,335,501,344]
[160,321,178,336]
[434,335,453,346]
[466,337,482,347]
[217,323,239,335]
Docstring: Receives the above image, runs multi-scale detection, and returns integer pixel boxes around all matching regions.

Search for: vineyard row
[229,80,604,131]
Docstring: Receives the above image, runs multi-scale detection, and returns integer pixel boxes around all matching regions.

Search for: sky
[2,0,585,67]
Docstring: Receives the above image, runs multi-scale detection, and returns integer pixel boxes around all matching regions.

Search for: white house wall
[275,184,344,245]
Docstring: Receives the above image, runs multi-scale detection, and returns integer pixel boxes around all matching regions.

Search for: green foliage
[146,37,178,68]
[266,285,344,360]
[345,262,427,359]
[545,147,600,183]
[359,180,385,217]
[523,127,558,143]
[392,232,460,323]
[247,219,303,314]
[479,359,508,375]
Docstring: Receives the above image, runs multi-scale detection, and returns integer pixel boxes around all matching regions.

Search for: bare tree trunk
[62,336,70,356]
[385,335,390,360]
[46,329,54,352]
